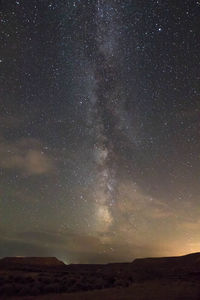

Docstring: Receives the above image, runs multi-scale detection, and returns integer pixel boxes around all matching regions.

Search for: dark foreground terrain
[0,253,200,299]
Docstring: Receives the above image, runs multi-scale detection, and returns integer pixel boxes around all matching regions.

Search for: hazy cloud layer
[0,229,181,264]
[0,137,55,175]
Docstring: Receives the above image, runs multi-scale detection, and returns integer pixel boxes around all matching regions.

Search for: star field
[0,0,200,263]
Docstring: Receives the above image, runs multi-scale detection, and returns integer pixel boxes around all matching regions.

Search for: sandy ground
[9,280,200,300]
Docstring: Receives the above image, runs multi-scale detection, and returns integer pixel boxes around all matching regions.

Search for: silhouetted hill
[0,257,65,271]
[0,256,65,266]
[132,252,200,276]
[133,252,200,265]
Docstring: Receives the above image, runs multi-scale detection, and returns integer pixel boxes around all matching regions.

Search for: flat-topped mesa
[132,252,200,264]
[132,252,200,273]
[0,257,65,267]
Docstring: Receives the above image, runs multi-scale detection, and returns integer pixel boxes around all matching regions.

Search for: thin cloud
[0,137,55,175]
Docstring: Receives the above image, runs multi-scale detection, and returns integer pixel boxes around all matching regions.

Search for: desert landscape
[0,253,200,299]
[1,0,200,299]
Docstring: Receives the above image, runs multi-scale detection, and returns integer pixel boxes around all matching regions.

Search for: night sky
[1,0,200,264]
